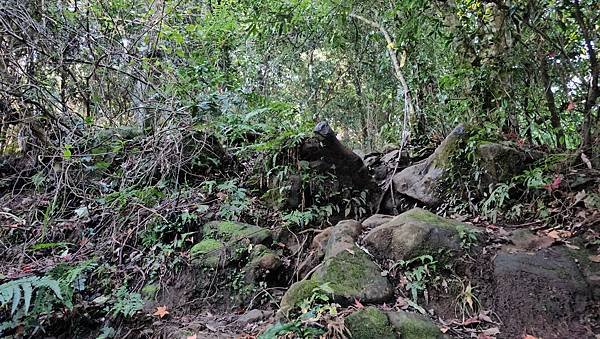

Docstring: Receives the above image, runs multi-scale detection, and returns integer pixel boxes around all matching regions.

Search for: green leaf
[22,282,32,315]
[63,145,73,160]
[11,284,21,315]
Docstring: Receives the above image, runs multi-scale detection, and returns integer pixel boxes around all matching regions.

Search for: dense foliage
[0,0,598,337]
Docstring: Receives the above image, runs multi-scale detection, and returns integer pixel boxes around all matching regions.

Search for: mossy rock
[190,238,225,268]
[203,221,272,244]
[363,208,480,261]
[346,307,396,339]
[278,279,322,318]
[386,311,445,339]
[314,247,393,304]
[243,245,282,283]
[278,246,393,318]
[391,124,465,206]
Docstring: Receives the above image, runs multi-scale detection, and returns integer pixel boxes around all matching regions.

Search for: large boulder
[191,221,272,268]
[391,125,465,206]
[363,208,479,262]
[492,247,594,338]
[279,246,393,317]
[476,142,542,188]
[362,214,394,229]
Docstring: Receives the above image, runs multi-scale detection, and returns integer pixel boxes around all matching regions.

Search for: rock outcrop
[493,247,594,338]
[278,219,393,317]
[391,124,465,206]
[363,208,479,262]
[191,221,272,269]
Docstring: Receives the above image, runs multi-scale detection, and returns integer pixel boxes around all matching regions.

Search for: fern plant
[0,276,63,316]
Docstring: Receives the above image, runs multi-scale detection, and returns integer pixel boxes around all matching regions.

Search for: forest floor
[0,127,599,339]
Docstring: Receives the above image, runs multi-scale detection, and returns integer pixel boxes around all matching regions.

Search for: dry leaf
[187,335,197,339]
[523,335,538,339]
[589,255,600,263]
[345,248,355,255]
[575,190,587,203]
[565,243,580,250]
[581,153,592,169]
[546,230,561,240]
[482,327,500,336]
[153,305,169,318]
[353,298,364,309]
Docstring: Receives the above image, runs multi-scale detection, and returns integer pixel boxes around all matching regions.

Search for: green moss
[346,307,396,339]
[398,208,464,229]
[203,221,272,244]
[318,249,377,296]
[191,238,223,255]
[218,221,246,234]
[278,279,321,317]
[387,311,442,339]
[141,283,159,299]
[190,238,224,268]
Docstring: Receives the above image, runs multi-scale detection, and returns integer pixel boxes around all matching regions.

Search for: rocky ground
[145,125,600,339]
[1,124,598,338]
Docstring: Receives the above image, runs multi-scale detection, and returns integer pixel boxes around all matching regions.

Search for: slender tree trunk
[569,0,598,150]
[540,56,565,149]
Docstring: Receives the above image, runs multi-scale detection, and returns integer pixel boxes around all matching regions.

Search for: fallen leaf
[544,175,562,191]
[589,255,600,263]
[482,327,500,336]
[345,248,355,255]
[353,298,364,309]
[478,313,495,323]
[575,190,587,203]
[440,327,449,333]
[565,243,580,250]
[153,305,169,318]
[187,335,197,339]
[566,101,576,111]
[523,335,538,339]
[546,230,561,239]
[581,153,592,169]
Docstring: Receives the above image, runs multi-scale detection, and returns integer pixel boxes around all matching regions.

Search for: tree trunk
[540,56,565,149]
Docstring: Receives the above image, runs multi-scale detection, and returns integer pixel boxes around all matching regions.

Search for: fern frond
[0,276,63,315]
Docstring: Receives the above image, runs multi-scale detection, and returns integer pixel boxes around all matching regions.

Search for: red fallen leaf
[353,298,364,309]
[544,175,562,191]
[153,305,169,318]
[566,101,576,111]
